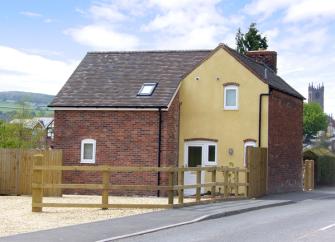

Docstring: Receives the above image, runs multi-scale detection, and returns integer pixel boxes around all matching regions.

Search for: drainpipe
[157,108,162,197]
[259,92,271,147]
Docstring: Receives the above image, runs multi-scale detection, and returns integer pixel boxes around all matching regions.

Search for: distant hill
[0,91,54,105]
[0,91,54,121]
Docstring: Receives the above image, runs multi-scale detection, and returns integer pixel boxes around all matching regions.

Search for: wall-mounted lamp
[228,148,234,156]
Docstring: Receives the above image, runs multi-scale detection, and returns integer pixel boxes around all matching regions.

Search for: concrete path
[3,189,333,242]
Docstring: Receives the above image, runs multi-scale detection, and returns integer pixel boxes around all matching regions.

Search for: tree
[303,103,328,138]
[235,23,268,54]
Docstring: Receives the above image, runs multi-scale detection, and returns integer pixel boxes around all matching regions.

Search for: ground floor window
[81,139,96,163]
[185,141,217,166]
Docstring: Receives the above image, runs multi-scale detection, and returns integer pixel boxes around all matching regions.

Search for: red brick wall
[268,89,303,193]
[54,94,179,196]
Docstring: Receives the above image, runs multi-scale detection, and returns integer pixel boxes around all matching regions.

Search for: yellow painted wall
[178,47,269,170]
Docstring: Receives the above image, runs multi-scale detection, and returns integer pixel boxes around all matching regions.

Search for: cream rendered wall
[178,47,269,170]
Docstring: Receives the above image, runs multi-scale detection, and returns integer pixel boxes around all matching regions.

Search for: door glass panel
[188,146,202,167]
[208,145,216,162]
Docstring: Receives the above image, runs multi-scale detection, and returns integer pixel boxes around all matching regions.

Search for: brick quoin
[54,94,179,196]
[268,89,303,193]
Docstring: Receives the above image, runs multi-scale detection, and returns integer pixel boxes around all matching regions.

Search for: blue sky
[0,0,334,114]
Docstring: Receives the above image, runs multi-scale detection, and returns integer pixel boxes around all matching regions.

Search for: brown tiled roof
[49,50,211,108]
[50,45,303,108]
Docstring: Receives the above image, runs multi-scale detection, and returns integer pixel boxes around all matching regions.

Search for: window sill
[80,160,96,164]
[223,108,239,111]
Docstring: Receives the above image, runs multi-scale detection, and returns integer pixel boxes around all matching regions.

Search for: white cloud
[90,4,127,22]
[245,0,335,23]
[20,11,42,17]
[65,25,139,50]
[140,0,228,49]
[0,45,77,95]
[285,0,335,22]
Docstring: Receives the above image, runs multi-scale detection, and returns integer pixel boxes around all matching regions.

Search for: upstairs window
[224,85,239,110]
[138,83,157,96]
[81,139,96,163]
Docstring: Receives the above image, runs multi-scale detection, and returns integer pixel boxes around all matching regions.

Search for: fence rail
[31,155,249,212]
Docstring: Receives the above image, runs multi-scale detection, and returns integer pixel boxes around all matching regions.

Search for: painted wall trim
[223,82,240,86]
[184,138,218,142]
[166,83,181,110]
[243,138,257,143]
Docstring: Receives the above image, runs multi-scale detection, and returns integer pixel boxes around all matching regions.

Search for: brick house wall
[268,89,303,193]
[53,94,179,196]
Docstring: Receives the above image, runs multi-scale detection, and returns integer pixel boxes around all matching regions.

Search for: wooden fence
[304,159,314,191]
[31,161,250,212]
[0,149,62,196]
[247,147,267,198]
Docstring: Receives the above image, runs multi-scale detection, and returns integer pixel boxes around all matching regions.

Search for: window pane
[188,146,202,167]
[84,143,93,159]
[141,85,155,95]
[226,89,236,106]
[208,145,216,162]
[139,83,157,95]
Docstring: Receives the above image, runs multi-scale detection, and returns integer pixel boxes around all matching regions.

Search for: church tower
[308,83,324,111]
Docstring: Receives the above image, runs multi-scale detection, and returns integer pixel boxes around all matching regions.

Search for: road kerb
[96,200,295,242]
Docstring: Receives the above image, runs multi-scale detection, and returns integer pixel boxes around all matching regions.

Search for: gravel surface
[0,195,173,237]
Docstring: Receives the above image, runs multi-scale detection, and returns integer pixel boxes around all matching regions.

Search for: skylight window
[138,83,157,96]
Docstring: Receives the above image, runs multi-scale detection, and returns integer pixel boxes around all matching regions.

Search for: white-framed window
[184,141,218,167]
[81,139,96,163]
[224,85,239,110]
[244,140,257,167]
[138,83,157,96]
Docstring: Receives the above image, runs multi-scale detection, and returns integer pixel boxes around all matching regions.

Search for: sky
[0,0,334,114]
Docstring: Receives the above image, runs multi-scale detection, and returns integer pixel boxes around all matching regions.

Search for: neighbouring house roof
[10,117,54,129]
[50,44,303,108]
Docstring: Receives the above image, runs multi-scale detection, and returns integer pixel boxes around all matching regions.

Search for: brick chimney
[245,50,277,73]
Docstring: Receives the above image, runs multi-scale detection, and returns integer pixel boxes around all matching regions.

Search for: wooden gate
[304,160,314,191]
[0,149,62,196]
[247,147,267,198]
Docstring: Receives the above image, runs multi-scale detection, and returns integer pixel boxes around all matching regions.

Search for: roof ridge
[87,49,212,54]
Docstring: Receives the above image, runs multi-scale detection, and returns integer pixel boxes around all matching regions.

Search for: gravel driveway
[0,195,172,237]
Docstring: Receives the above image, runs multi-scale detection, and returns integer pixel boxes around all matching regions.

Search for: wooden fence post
[168,170,174,205]
[178,166,184,205]
[196,166,201,202]
[223,167,229,199]
[102,170,109,210]
[234,168,239,197]
[32,154,43,212]
[211,168,216,199]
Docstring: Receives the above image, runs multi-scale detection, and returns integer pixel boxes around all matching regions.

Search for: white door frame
[184,140,217,196]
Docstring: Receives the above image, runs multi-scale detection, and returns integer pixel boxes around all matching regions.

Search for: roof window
[138,83,157,96]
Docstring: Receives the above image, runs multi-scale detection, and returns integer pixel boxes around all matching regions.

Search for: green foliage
[304,148,335,185]
[317,155,335,185]
[0,102,46,148]
[303,103,328,137]
[0,121,44,148]
[235,23,268,54]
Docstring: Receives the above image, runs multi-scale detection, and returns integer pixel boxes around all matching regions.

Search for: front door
[184,144,205,196]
